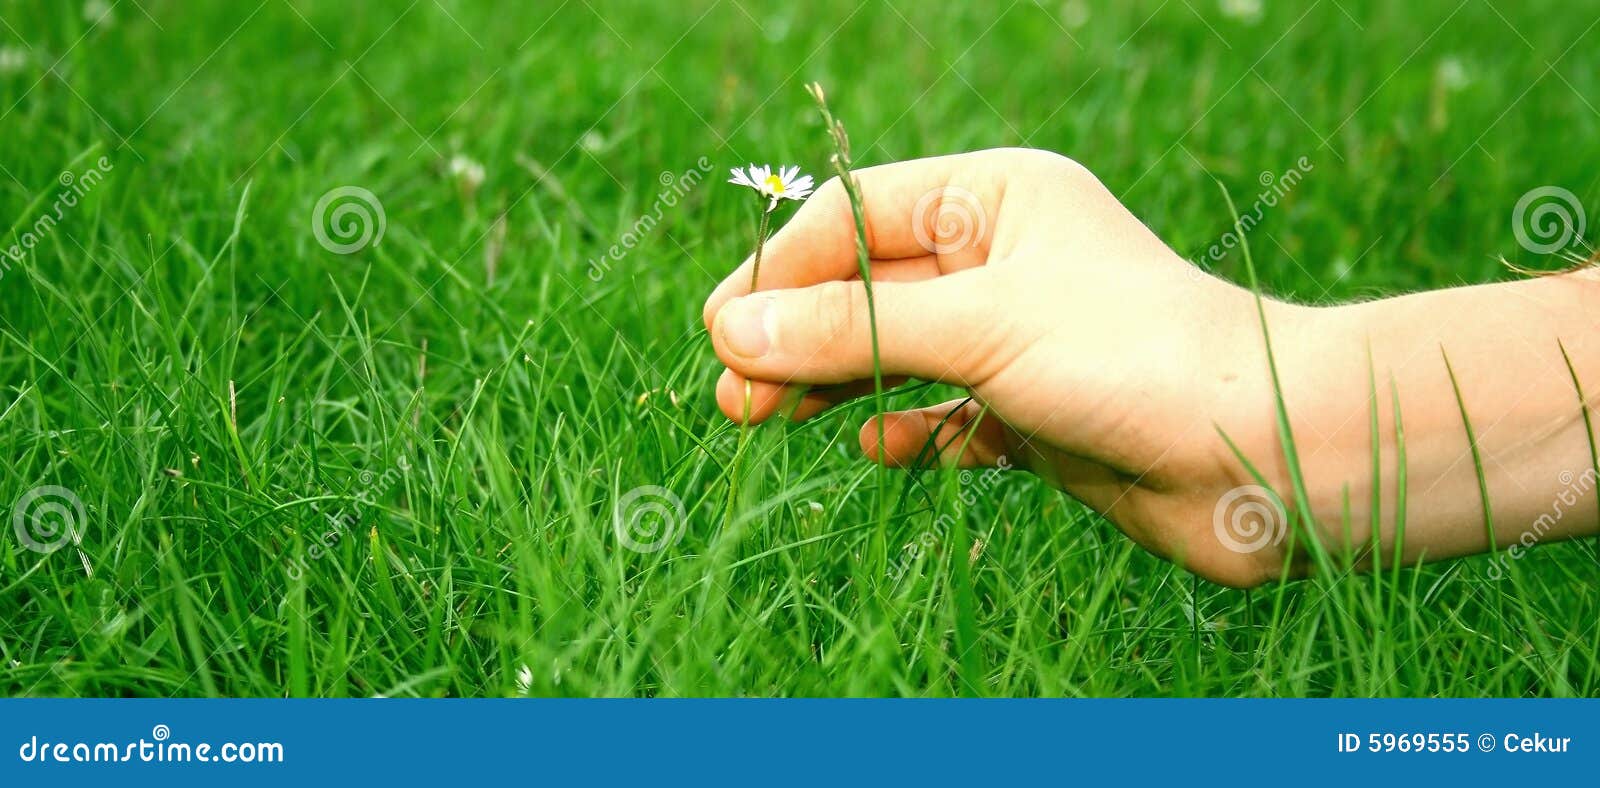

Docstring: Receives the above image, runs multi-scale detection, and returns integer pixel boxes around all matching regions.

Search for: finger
[705,256,938,335]
[711,270,994,386]
[714,370,789,425]
[715,368,910,425]
[859,398,1010,469]
[860,402,1132,505]
[704,152,1005,329]
[707,256,940,416]
[848,255,943,283]
[709,255,939,422]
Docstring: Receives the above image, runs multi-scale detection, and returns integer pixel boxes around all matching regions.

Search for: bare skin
[702,148,1600,588]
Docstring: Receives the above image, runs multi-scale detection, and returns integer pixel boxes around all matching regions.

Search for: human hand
[703,148,1309,587]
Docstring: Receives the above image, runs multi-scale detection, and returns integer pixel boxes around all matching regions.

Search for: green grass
[2,0,1599,697]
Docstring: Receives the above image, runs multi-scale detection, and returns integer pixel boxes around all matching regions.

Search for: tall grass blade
[1440,349,1505,659]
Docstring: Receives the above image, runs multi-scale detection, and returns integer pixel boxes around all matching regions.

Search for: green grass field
[2,0,1598,697]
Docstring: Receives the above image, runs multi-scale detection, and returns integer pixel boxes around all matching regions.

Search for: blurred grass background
[0,0,1596,696]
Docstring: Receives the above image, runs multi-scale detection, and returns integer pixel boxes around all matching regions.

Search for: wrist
[1180,291,1340,583]
[1258,285,1598,569]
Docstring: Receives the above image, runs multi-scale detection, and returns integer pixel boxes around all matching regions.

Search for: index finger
[702,149,1010,330]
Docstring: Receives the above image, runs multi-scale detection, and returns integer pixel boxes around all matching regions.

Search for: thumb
[710,269,994,386]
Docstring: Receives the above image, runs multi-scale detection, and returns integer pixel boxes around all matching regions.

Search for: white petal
[729,166,762,190]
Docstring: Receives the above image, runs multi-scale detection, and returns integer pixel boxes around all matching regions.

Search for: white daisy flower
[83,0,115,26]
[1436,56,1470,91]
[0,47,28,76]
[1059,0,1091,29]
[729,164,815,212]
[449,154,485,194]
[1219,0,1262,24]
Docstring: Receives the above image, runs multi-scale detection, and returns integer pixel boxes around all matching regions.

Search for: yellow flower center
[763,174,786,194]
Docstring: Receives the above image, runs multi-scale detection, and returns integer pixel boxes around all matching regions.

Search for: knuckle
[809,175,864,246]
[988,147,1095,183]
[814,175,848,205]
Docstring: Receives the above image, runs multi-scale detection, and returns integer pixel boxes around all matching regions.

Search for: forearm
[1274,269,1600,567]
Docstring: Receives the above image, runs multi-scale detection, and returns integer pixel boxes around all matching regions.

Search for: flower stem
[750,209,771,291]
[725,208,774,532]
[722,380,755,532]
